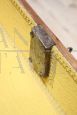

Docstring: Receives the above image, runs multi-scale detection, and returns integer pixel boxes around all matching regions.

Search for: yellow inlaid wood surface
[0,0,63,115]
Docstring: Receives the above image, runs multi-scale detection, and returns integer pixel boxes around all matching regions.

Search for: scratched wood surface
[27,0,77,59]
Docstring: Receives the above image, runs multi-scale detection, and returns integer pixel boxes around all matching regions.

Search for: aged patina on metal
[29,25,55,77]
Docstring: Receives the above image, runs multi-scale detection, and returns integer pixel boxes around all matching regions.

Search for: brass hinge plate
[29,25,55,77]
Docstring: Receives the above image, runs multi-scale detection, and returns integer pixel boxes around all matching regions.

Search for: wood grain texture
[0,1,63,114]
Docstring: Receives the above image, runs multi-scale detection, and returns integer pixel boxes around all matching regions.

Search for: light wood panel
[27,0,77,59]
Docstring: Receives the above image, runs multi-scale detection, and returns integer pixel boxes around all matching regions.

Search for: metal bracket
[29,25,55,77]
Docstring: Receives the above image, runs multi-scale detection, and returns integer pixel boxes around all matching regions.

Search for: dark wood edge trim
[19,0,77,71]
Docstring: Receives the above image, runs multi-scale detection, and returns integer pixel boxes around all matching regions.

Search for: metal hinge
[29,25,55,77]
